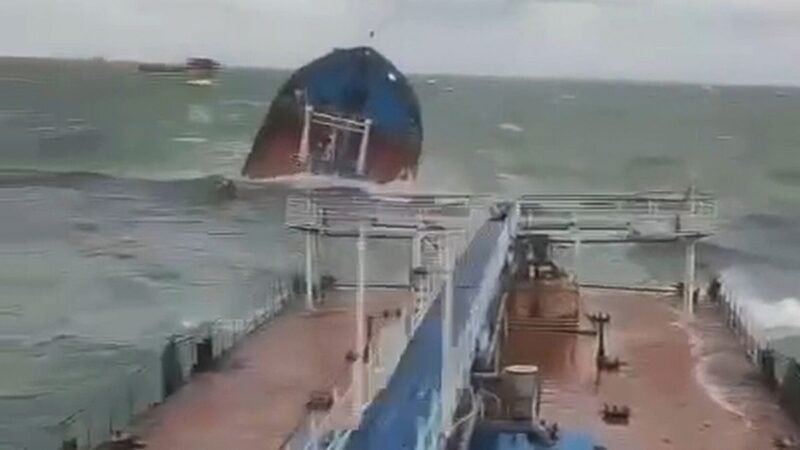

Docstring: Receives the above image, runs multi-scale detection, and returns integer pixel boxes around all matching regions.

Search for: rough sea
[1,59,799,447]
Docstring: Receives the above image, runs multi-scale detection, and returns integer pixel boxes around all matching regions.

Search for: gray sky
[2,0,800,84]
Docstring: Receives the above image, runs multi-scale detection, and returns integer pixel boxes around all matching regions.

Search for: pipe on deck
[684,239,696,317]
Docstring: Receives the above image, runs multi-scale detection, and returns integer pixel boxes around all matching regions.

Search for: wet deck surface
[134,289,412,450]
[503,287,799,450]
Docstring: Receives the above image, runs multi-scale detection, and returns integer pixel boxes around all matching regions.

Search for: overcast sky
[2,0,800,84]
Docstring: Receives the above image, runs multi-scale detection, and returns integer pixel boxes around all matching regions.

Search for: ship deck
[502,287,798,450]
[133,289,412,450]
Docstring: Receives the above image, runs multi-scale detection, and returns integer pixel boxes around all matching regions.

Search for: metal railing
[514,189,717,241]
[713,284,800,424]
[281,195,491,450]
[34,278,297,450]
[286,193,480,236]
[281,307,416,450]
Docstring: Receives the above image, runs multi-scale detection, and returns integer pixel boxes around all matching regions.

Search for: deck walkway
[133,290,412,450]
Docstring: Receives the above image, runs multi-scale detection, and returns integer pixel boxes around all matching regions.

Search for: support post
[298,105,312,164]
[572,222,581,284]
[354,226,367,415]
[684,239,696,317]
[441,234,454,433]
[356,119,372,176]
[305,231,314,310]
[412,233,422,268]
[411,233,423,322]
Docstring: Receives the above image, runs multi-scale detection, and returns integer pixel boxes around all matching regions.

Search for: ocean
[1,58,799,446]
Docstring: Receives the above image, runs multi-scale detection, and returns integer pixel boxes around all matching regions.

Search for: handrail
[513,190,718,240]
[285,194,482,234]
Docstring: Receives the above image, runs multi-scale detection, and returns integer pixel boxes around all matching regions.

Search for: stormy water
[2,59,800,445]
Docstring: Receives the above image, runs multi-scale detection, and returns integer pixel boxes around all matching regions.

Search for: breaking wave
[497,122,524,133]
[717,268,800,338]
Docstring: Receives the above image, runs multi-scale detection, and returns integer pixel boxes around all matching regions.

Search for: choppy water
[2,59,800,445]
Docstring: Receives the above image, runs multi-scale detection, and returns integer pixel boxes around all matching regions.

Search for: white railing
[287,294,430,450]
[516,190,717,240]
[284,194,493,450]
[286,194,477,235]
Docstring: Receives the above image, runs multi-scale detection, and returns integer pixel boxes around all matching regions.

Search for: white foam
[681,318,750,422]
[496,172,517,181]
[498,122,524,133]
[236,172,371,190]
[171,136,208,144]
[693,355,750,422]
[746,297,800,330]
[221,99,269,108]
[718,268,800,335]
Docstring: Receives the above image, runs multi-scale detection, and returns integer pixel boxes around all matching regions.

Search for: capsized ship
[241,47,423,184]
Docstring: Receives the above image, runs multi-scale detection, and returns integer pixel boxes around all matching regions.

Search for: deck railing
[286,193,479,236]
[280,225,485,450]
[515,190,717,241]
[712,284,800,424]
[36,277,297,450]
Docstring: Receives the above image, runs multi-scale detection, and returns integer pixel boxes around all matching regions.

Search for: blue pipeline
[469,430,597,450]
[343,217,601,450]
[345,222,506,450]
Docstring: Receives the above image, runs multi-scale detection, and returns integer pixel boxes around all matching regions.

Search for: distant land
[1,55,798,90]
[0,55,140,69]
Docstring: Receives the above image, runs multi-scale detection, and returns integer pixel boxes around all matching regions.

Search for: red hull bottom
[242,131,419,184]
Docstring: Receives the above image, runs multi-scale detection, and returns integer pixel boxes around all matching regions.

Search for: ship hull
[242,47,423,184]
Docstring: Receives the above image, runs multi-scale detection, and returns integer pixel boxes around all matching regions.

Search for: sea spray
[718,268,800,340]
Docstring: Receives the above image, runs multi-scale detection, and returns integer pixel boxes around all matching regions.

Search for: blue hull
[242,47,422,183]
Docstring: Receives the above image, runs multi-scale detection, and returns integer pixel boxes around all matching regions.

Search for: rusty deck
[133,289,412,450]
[502,285,799,450]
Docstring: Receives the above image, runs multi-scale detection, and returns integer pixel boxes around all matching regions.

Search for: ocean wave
[497,122,524,133]
[220,99,270,108]
[0,391,48,400]
[733,211,795,230]
[768,167,800,188]
[0,168,432,205]
[698,240,800,271]
[0,168,223,187]
[171,136,208,144]
[235,172,373,192]
[0,169,258,210]
[626,155,684,169]
[718,268,800,336]
[747,298,800,331]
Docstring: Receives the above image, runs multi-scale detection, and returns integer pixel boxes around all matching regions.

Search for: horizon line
[1,54,799,90]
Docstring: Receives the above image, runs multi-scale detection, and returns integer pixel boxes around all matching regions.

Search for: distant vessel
[138,58,222,78]
[137,62,186,73]
[241,47,423,184]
